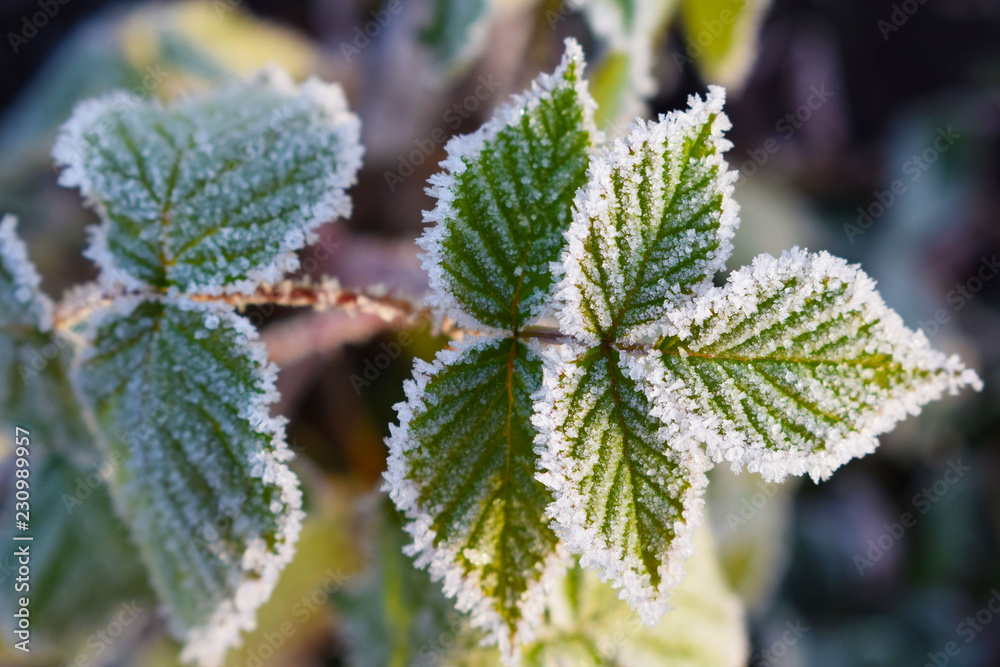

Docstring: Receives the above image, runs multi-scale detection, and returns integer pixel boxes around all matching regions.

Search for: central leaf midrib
[599,346,664,589]
[658,346,901,371]
[604,118,716,339]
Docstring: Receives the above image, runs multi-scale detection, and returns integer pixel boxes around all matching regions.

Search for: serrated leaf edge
[0,214,54,331]
[654,247,983,483]
[382,336,569,661]
[52,66,363,297]
[554,84,738,345]
[75,294,305,667]
[418,37,601,335]
[532,342,711,625]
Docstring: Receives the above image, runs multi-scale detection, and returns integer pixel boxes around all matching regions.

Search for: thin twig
[53,279,426,332]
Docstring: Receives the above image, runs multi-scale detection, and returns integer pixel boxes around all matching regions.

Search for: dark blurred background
[1,0,999,665]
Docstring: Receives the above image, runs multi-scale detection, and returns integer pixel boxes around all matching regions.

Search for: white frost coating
[382,336,568,662]
[532,344,711,625]
[175,298,303,667]
[0,215,54,331]
[52,66,363,296]
[77,296,303,667]
[418,38,600,334]
[554,85,739,344]
[651,248,983,483]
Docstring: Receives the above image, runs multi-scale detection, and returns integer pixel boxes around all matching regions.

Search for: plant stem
[53,279,426,331]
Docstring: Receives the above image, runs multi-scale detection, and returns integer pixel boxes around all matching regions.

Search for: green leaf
[384,337,562,654]
[513,525,746,667]
[555,86,738,343]
[53,68,362,295]
[649,249,982,482]
[533,344,710,623]
[678,0,771,90]
[421,39,597,332]
[0,451,153,650]
[0,216,96,464]
[340,506,748,666]
[75,297,304,667]
[420,0,491,71]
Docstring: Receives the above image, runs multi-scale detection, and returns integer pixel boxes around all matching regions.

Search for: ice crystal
[53,67,363,295]
[555,85,738,345]
[9,64,365,667]
[387,39,599,659]
[389,45,981,654]
[419,37,598,333]
[75,296,303,667]
[384,337,565,658]
[649,248,983,483]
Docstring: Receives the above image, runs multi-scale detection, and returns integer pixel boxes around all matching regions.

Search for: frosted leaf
[0,215,97,464]
[75,296,304,667]
[514,526,747,667]
[420,39,599,332]
[555,85,738,344]
[53,68,362,295]
[0,452,153,648]
[383,337,564,659]
[648,248,982,483]
[533,343,710,624]
[339,502,748,667]
[0,214,51,328]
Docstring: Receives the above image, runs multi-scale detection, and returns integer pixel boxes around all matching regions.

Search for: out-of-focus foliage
[420,0,493,72]
[676,0,771,90]
[419,0,771,129]
[338,498,748,666]
[0,451,153,657]
[0,0,316,182]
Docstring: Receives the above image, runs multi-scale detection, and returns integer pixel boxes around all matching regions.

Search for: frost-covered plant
[1,68,362,666]
[384,38,981,661]
[0,36,982,667]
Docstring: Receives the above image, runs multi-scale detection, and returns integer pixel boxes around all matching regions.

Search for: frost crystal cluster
[385,38,981,660]
[0,69,362,666]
